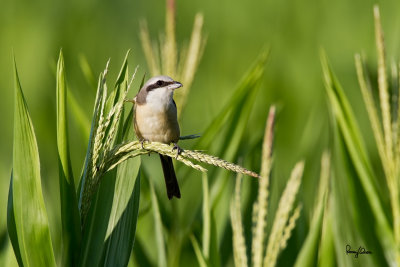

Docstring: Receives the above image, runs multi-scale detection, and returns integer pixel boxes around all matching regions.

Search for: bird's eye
[156,80,163,86]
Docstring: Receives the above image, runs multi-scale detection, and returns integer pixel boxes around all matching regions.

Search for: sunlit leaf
[7,57,56,267]
[150,179,167,267]
[100,108,141,266]
[56,49,82,266]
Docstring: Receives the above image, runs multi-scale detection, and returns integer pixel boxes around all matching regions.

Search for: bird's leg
[172,143,183,159]
[140,139,151,157]
[140,139,151,156]
[140,139,145,149]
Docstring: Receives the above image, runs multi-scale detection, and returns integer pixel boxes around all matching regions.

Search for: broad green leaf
[149,179,167,267]
[56,50,82,266]
[100,164,141,266]
[8,58,56,266]
[7,175,22,267]
[79,170,118,267]
[0,235,19,267]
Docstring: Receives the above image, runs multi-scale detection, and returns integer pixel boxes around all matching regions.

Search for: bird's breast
[134,102,180,144]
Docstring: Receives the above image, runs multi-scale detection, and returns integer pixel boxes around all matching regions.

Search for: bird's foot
[172,143,183,159]
[140,140,151,156]
[140,139,145,149]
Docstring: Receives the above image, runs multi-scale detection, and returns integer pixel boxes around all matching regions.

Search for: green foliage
[322,50,395,265]
[320,7,400,263]
[8,57,56,266]
[56,50,81,266]
[294,152,330,267]
[6,47,272,267]
[4,2,400,267]
[8,52,142,267]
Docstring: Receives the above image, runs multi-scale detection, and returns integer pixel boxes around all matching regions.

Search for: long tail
[159,154,181,199]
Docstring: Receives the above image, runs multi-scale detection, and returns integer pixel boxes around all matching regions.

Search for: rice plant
[322,5,400,266]
[5,0,399,266]
[229,107,331,267]
[139,0,206,115]
[8,44,266,266]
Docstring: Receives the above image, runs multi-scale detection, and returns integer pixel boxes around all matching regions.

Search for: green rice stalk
[189,235,208,267]
[139,20,160,75]
[175,13,207,115]
[279,204,302,250]
[374,5,393,163]
[103,141,260,179]
[202,173,211,259]
[294,152,330,267]
[264,162,304,267]
[164,0,177,77]
[101,66,138,156]
[139,0,206,115]
[230,174,248,267]
[91,65,109,179]
[355,54,389,176]
[79,62,109,221]
[252,106,275,267]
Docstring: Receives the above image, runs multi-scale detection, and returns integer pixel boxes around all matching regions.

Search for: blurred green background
[1,0,400,265]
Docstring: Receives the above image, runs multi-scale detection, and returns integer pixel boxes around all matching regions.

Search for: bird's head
[133,75,182,105]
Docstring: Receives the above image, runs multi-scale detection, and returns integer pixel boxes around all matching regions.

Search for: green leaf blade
[149,179,167,267]
[8,57,56,267]
[7,174,23,267]
[56,50,82,266]
[100,159,141,267]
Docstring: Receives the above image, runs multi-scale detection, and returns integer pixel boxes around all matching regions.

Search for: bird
[131,75,182,199]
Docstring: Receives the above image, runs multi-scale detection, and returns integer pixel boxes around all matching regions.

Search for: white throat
[146,88,174,111]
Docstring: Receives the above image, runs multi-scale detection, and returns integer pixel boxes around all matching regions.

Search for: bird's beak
[169,81,183,90]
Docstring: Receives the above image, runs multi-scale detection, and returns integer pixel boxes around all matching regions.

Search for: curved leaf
[8,57,56,266]
[100,160,141,266]
[56,50,82,266]
[7,174,22,267]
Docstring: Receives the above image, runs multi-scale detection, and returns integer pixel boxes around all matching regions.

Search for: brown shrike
[132,75,182,199]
